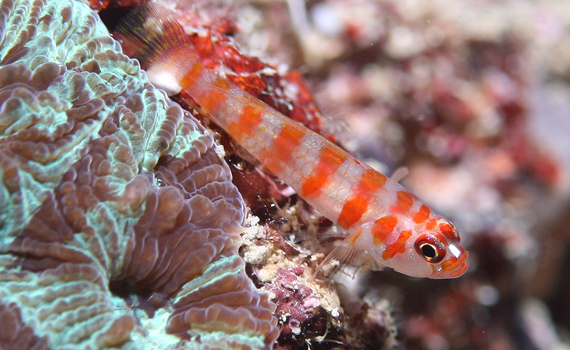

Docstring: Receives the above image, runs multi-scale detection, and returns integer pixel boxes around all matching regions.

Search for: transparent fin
[312,236,364,280]
[390,167,409,183]
[115,2,199,70]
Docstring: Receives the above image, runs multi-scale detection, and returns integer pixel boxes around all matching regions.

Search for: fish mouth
[447,259,469,277]
[437,250,469,278]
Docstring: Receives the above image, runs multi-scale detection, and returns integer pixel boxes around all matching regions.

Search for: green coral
[0,0,277,349]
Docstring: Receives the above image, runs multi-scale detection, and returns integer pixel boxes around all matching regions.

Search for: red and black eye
[414,234,446,263]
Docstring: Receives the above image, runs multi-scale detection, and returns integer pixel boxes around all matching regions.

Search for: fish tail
[115,2,199,94]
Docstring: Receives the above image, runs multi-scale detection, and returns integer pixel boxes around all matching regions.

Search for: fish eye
[415,235,445,263]
[420,243,437,259]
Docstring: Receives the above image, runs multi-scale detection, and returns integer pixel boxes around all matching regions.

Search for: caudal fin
[115,2,199,94]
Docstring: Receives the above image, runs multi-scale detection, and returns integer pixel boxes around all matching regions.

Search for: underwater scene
[0,0,569,349]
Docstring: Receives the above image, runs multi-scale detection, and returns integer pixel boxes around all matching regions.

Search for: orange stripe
[336,169,388,229]
[391,191,414,214]
[441,252,467,275]
[180,61,204,87]
[382,230,412,260]
[337,195,368,229]
[227,104,264,139]
[300,144,346,197]
[199,76,230,114]
[372,216,398,245]
[359,169,388,192]
[439,222,459,241]
[413,205,431,224]
[260,123,305,174]
[273,124,306,156]
[425,218,437,230]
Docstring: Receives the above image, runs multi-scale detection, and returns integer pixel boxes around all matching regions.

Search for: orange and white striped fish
[116,3,468,279]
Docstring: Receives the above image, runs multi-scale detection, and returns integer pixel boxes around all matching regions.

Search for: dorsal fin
[390,167,409,183]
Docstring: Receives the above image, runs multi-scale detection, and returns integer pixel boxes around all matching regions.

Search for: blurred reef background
[1,0,570,349]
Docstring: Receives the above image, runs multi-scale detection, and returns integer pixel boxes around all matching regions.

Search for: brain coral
[0,0,278,349]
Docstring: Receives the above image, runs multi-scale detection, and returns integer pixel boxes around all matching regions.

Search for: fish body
[117,3,468,279]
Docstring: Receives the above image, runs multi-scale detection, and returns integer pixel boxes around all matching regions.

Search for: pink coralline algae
[0,0,277,349]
